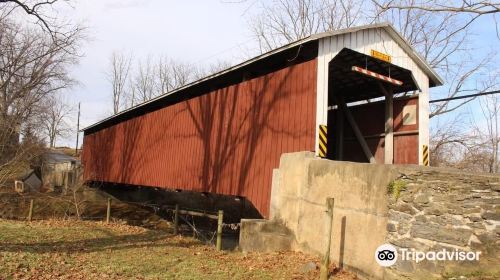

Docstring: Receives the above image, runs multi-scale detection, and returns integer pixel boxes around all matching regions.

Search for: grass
[0,219,356,280]
[387,179,407,201]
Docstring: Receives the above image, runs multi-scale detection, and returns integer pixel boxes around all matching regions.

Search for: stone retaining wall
[386,168,499,279]
[239,152,499,279]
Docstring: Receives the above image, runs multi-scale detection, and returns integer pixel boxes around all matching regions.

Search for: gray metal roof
[83,22,443,132]
[43,151,79,164]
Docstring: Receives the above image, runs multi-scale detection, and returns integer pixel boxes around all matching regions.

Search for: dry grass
[0,219,358,280]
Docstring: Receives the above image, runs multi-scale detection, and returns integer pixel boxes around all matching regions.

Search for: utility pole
[75,102,80,156]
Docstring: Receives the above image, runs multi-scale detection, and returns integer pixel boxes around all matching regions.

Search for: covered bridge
[82,23,443,218]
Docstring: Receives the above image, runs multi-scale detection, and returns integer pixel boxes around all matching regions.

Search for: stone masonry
[386,168,499,279]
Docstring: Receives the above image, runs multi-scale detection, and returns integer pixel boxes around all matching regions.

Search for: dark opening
[326,48,419,162]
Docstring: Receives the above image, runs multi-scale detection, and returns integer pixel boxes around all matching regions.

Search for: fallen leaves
[0,219,358,280]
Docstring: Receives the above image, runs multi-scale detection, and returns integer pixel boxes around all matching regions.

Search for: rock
[424,205,445,216]
[467,222,485,230]
[483,198,500,204]
[414,193,431,204]
[477,232,497,245]
[299,262,317,273]
[462,207,481,214]
[431,243,458,252]
[398,221,411,235]
[387,223,397,232]
[411,222,472,246]
[454,194,469,201]
[481,204,496,212]
[393,202,419,215]
[389,210,413,222]
[471,189,490,193]
[481,211,499,221]
[446,204,464,215]
[415,215,427,222]
[468,214,482,222]
[428,215,461,226]
[462,202,481,209]
[391,238,427,250]
[394,259,415,273]
[468,234,482,248]
[401,194,414,203]
[417,260,437,273]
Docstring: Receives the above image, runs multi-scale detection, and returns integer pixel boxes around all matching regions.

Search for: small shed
[42,151,80,190]
[15,169,42,193]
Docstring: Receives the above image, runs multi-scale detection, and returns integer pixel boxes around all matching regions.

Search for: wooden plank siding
[82,58,318,218]
[328,96,419,164]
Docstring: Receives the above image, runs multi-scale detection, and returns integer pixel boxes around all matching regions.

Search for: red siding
[82,59,318,217]
[330,97,419,164]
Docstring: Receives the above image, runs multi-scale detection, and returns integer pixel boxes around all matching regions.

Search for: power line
[429,90,500,103]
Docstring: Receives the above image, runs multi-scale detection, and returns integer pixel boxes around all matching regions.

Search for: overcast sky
[61,0,259,142]
[45,0,498,147]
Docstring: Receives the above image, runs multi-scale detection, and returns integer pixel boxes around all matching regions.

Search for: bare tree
[121,56,202,108]
[0,0,84,44]
[371,0,499,116]
[372,1,499,16]
[429,56,497,117]
[132,57,156,103]
[156,56,194,94]
[474,94,500,173]
[204,59,232,77]
[0,0,62,32]
[126,84,137,108]
[40,95,73,148]
[0,13,83,186]
[429,114,472,167]
[250,0,364,52]
[108,51,132,114]
[156,56,174,94]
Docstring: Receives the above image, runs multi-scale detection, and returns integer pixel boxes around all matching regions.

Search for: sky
[26,0,498,147]
[57,0,261,147]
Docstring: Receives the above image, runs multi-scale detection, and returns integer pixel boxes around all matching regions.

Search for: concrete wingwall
[240,152,500,279]
[269,152,398,279]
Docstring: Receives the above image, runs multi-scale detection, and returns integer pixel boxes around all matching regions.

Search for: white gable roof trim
[309,22,443,86]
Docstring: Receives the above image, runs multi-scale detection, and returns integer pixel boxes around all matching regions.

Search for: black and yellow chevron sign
[422,145,429,166]
[318,125,327,158]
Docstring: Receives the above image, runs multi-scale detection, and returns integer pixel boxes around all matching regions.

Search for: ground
[0,219,357,280]
[0,186,171,230]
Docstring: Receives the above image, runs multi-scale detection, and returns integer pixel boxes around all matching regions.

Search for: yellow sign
[371,50,391,63]
[318,125,327,158]
[422,145,429,166]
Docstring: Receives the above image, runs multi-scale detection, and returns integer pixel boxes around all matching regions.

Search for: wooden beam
[351,66,403,86]
[379,83,394,164]
[336,97,377,164]
[178,209,218,220]
[343,130,419,141]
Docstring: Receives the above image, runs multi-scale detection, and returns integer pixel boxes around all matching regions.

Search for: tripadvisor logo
[375,244,398,267]
[375,244,482,267]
